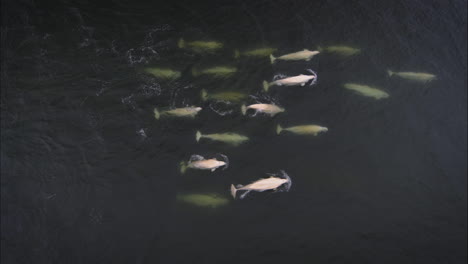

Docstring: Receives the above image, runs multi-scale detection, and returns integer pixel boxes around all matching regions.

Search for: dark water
[1,0,467,263]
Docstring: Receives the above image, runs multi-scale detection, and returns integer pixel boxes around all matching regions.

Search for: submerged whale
[318,45,360,56]
[277,124,328,136]
[178,38,223,53]
[234,47,277,59]
[343,83,389,100]
[192,66,237,78]
[177,193,229,208]
[201,89,247,103]
[143,67,181,80]
[196,131,249,146]
[154,107,202,120]
[387,70,436,82]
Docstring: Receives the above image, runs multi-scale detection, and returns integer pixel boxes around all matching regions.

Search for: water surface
[1,0,466,263]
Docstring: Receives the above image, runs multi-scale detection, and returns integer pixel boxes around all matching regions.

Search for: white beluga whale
[241,103,285,117]
[180,154,229,174]
[230,170,292,199]
[270,49,320,64]
[263,69,317,92]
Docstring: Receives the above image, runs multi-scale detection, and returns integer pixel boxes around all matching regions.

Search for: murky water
[1,0,466,263]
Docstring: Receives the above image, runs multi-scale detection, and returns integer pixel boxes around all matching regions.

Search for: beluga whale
[343,83,389,100]
[387,70,436,83]
[277,124,328,136]
[318,45,360,57]
[234,47,277,59]
[154,106,202,120]
[270,49,320,64]
[176,193,229,208]
[263,69,317,92]
[241,103,285,117]
[143,67,181,80]
[196,131,249,146]
[192,66,237,78]
[180,154,229,174]
[201,89,248,103]
[178,38,223,53]
[230,170,292,199]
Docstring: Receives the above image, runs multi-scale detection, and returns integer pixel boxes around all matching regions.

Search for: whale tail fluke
[201,89,208,101]
[153,108,160,120]
[178,38,185,49]
[276,124,283,135]
[191,67,200,77]
[196,131,202,142]
[269,54,276,64]
[241,104,247,115]
[218,154,229,169]
[230,184,238,198]
[234,49,240,59]
[263,80,270,92]
[180,161,188,174]
[306,69,318,86]
[280,170,292,191]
